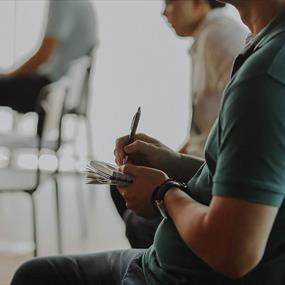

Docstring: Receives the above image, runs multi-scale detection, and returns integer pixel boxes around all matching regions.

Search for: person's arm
[119,164,277,278]
[119,76,285,278]
[115,133,204,182]
[7,37,57,78]
[170,75,285,278]
[164,190,277,278]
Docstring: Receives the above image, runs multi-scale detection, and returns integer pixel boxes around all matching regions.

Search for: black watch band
[152,179,188,218]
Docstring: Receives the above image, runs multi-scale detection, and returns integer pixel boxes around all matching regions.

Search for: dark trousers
[0,73,51,135]
[11,249,146,285]
[110,185,162,249]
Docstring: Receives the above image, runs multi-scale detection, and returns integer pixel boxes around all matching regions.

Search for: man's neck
[234,1,284,35]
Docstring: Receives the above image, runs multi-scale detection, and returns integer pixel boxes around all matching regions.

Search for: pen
[123,107,141,164]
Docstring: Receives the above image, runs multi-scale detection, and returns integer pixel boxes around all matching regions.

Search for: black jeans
[0,73,51,135]
[11,249,146,285]
[110,185,162,249]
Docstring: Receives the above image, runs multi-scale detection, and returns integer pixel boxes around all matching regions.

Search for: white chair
[0,80,68,256]
[0,50,96,256]
[61,48,96,161]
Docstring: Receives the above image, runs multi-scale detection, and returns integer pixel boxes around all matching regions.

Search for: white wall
[0,0,47,70]
[91,1,190,162]
[0,0,190,162]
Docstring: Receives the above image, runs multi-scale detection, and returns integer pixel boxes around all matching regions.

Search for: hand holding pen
[123,107,141,164]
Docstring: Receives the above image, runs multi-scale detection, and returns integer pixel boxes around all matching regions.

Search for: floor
[0,174,130,284]
[0,110,130,284]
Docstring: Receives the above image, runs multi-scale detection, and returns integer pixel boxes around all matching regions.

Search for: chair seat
[0,168,52,192]
[0,133,58,150]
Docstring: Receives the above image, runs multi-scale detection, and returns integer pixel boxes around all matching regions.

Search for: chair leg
[75,174,88,239]
[31,193,38,257]
[85,116,94,160]
[54,175,63,254]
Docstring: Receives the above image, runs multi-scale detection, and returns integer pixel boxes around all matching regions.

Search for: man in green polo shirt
[10,0,285,284]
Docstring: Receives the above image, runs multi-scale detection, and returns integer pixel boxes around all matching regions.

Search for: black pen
[123,107,141,164]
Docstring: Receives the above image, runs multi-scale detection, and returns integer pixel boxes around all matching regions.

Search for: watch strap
[151,179,188,218]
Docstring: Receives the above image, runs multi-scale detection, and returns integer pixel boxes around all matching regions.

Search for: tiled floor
[0,169,130,284]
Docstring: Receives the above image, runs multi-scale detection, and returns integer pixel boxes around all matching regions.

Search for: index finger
[114,135,130,165]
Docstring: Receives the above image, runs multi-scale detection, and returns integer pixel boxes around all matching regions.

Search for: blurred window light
[15,152,38,170]
[38,153,58,172]
[0,146,10,168]
[16,112,38,136]
[0,107,14,132]
[12,148,38,170]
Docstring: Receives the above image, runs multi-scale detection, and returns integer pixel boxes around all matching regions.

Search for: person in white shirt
[110,0,247,249]
[165,0,247,156]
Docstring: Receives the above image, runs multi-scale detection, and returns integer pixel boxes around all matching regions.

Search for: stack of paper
[86,160,133,186]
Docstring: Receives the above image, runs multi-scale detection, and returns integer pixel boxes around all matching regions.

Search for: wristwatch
[152,179,188,219]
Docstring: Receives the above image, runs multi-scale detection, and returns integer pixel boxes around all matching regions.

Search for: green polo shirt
[143,13,285,285]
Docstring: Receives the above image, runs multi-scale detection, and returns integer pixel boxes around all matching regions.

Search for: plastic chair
[0,50,96,256]
[61,48,96,161]
[0,80,68,256]
[54,50,97,239]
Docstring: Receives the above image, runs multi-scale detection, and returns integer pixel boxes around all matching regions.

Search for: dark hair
[207,0,226,9]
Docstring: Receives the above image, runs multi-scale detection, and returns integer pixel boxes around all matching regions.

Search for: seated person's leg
[110,186,162,249]
[0,74,51,136]
[11,249,146,285]
[124,210,162,249]
[0,74,50,113]
[110,185,127,218]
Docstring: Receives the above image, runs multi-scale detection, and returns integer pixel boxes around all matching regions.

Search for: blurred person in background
[168,0,247,157]
[0,0,97,134]
[110,0,247,249]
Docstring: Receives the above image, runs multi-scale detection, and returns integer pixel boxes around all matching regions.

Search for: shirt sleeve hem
[213,181,284,207]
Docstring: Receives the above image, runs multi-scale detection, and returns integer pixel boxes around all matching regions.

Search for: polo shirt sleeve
[213,75,285,207]
[45,0,74,39]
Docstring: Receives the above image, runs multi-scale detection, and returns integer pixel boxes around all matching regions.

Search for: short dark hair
[207,0,226,9]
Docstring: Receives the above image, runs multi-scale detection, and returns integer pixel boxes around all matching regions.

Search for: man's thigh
[11,249,146,285]
[0,74,50,113]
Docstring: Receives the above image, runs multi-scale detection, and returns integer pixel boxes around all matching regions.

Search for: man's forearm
[9,37,57,78]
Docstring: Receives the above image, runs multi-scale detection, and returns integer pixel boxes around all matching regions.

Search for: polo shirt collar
[253,11,285,51]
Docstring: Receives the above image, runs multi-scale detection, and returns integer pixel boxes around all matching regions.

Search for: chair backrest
[63,47,96,116]
[35,47,96,150]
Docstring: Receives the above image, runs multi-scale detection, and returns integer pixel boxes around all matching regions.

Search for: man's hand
[114,133,180,173]
[117,164,169,219]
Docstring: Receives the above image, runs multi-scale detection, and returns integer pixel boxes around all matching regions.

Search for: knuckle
[135,140,144,147]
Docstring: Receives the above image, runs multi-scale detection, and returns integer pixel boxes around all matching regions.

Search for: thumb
[124,140,152,155]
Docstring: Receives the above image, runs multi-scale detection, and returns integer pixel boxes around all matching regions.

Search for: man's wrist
[152,179,188,219]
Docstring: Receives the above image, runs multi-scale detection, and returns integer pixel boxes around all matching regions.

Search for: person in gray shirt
[0,0,98,134]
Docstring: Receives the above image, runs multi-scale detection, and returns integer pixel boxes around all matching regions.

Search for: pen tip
[138,106,141,112]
